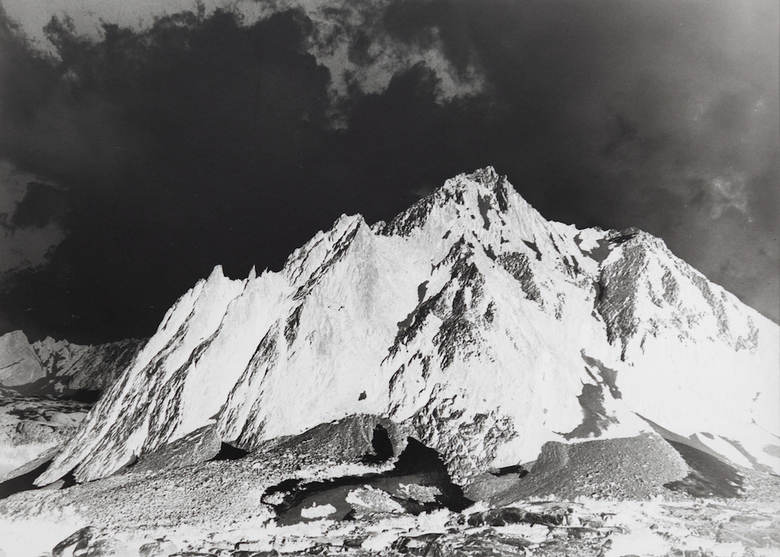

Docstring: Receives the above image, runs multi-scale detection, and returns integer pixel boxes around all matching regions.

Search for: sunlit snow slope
[36,168,780,485]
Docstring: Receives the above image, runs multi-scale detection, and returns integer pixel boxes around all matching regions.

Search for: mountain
[0,331,143,397]
[35,167,779,487]
[0,331,143,475]
[0,332,45,388]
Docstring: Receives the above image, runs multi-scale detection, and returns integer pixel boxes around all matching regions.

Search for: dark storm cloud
[0,6,340,341]
[381,0,778,207]
[0,0,777,342]
[9,182,68,229]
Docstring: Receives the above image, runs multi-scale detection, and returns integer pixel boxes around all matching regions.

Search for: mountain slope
[35,168,780,486]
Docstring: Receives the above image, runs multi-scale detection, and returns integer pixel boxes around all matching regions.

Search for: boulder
[78,538,131,557]
[139,540,179,557]
[345,485,405,515]
[53,526,99,557]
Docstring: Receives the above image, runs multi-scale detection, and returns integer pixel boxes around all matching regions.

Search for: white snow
[573,226,608,251]
[300,503,338,519]
[0,515,85,557]
[346,486,405,514]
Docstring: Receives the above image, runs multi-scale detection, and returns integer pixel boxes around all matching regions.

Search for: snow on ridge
[35,168,780,486]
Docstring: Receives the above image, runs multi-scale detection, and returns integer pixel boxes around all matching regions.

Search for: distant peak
[208,265,226,280]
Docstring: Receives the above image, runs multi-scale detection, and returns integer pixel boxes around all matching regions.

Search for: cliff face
[34,168,779,486]
[0,331,45,388]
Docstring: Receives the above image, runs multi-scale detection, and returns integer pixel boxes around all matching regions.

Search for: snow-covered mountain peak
[378,167,539,239]
[429,166,517,218]
[34,168,780,487]
[595,223,770,356]
[373,168,603,293]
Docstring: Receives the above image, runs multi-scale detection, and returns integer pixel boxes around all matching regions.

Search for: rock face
[35,168,780,486]
[0,331,44,387]
[52,526,131,557]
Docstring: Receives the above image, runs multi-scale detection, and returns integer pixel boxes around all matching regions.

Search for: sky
[0,0,777,343]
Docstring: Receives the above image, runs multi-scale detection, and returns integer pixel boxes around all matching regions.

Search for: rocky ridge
[0,331,143,397]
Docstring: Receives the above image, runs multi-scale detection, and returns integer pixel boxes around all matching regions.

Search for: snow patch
[300,503,338,519]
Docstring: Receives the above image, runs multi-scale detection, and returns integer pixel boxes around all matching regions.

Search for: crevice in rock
[489,464,529,478]
[211,442,249,461]
[361,424,394,465]
[264,437,472,525]
[477,195,492,230]
[523,240,541,261]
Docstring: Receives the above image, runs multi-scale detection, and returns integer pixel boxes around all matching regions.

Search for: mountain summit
[36,168,779,486]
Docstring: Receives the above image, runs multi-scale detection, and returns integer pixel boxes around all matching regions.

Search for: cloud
[704,175,748,219]
[0,0,777,342]
[381,0,778,321]
[0,162,65,274]
[10,181,68,229]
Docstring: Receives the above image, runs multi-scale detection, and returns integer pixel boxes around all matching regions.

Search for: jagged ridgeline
[35,168,779,487]
[0,332,142,396]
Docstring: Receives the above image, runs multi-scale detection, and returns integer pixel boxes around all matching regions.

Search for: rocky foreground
[7,496,780,557]
[0,414,779,557]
